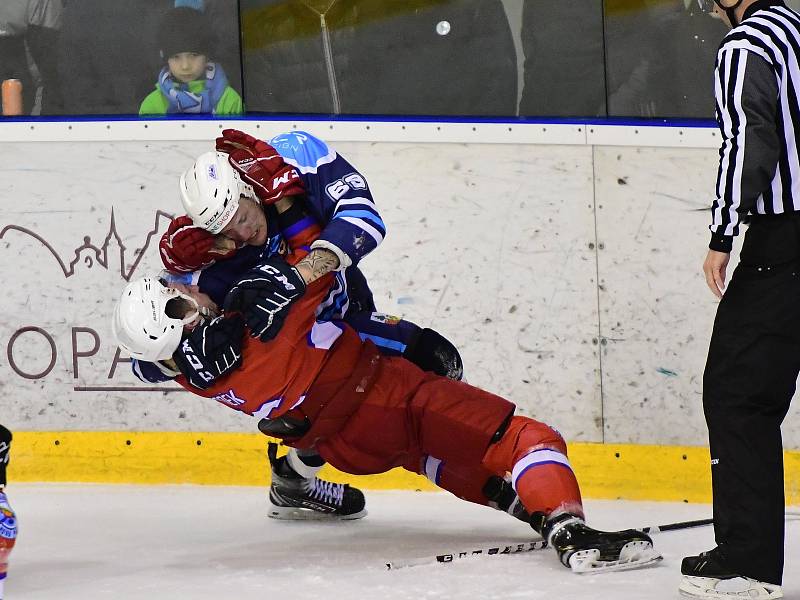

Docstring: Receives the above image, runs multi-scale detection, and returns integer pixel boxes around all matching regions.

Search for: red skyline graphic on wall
[0,209,174,281]
[0,209,186,393]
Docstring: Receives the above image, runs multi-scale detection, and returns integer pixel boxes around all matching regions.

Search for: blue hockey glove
[224,259,306,342]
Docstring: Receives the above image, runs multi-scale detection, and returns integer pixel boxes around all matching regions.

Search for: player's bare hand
[213,235,238,255]
[703,249,730,299]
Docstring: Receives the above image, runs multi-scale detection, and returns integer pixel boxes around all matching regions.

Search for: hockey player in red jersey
[142,129,468,521]
[0,424,16,600]
[113,257,662,574]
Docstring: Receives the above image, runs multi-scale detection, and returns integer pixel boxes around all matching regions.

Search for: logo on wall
[0,209,186,393]
[0,208,171,281]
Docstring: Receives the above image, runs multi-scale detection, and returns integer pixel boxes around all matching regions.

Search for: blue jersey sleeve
[131,359,175,383]
[269,131,386,268]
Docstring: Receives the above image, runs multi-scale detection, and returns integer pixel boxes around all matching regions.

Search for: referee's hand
[703,249,730,299]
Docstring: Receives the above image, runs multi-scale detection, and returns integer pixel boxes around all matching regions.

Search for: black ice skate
[679,547,783,599]
[267,444,367,521]
[541,513,662,573]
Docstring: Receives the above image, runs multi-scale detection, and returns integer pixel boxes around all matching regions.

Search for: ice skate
[267,444,366,521]
[679,547,783,599]
[543,513,662,573]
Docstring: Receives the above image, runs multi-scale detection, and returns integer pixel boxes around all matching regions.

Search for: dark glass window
[519,0,606,118]
[52,0,243,116]
[240,0,518,117]
[0,0,735,120]
[603,0,726,119]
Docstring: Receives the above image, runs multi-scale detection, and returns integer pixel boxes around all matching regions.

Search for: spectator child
[139,6,242,116]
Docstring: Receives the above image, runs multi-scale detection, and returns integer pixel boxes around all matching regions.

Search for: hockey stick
[637,517,713,534]
[385,517,713,570]
[385,540,547,570]
[638,510,800,533]
[385,512,800,570]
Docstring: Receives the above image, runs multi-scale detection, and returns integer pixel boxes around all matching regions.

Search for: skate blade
[268,505,367,521]
[679,576,784,599]
[569,540,663,574]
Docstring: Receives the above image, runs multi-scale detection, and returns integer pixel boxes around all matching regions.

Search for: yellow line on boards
[8,431,800,504]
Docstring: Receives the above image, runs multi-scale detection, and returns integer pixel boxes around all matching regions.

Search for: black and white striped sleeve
[710,45,780,252]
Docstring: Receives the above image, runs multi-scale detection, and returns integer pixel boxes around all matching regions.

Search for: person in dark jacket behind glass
[240,0,517,117]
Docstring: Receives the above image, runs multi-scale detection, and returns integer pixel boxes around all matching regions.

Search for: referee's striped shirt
[710,0,800,252]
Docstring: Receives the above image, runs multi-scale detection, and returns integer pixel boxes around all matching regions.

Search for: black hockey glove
[172,315,245,390]
[224,258,306,342]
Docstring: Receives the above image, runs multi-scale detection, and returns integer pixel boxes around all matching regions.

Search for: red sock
[483,416,584,518]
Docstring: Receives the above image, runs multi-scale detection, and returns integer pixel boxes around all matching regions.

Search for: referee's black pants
[703,214,800,585]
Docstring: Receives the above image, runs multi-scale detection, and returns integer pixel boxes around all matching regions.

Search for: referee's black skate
[679,547,783,599]
[267,444,366,521]
[539,513,662,573]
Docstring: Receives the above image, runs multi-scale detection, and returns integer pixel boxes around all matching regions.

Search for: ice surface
[4,484,799,599]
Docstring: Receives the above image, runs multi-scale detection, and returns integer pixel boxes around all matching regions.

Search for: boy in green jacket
[139,6,242,116]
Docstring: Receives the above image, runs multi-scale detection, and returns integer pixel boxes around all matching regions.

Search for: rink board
[8,127,800,449]
[9,430,800,504]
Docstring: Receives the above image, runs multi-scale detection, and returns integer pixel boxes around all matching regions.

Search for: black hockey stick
[385,516,713,570]
[385,540,547,570]
[638,511,800,534]
[637,517,713,534]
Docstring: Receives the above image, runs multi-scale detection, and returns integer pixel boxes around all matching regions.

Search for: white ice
[5,484,799,599]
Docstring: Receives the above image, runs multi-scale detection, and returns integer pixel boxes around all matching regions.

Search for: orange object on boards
[1,79,24,116]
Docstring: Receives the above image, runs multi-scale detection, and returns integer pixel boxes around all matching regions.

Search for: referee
[680,1,800,599]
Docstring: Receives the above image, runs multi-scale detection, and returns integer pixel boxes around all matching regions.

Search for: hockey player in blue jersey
[158,129,465,382]
[141,130,524,522]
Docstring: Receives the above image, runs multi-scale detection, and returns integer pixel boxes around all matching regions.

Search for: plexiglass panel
[604,0,726,119]
[0,0,243,116]
[240,0,518,116]
[518,0,606,118]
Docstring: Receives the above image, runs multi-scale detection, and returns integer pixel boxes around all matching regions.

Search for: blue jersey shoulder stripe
[269,131,337,174]
[334,209,385,227]
[358,332,407,354]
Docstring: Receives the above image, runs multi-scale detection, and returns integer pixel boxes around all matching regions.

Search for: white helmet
[179,151,254,234]
[112,277,201,361]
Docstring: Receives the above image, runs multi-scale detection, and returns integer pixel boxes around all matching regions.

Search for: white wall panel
[593,146,800,447]
[3,134,798,447]
[0,141,246,432]
[593,146,719,445]
[342,142,602,441]
[0,140,601,440]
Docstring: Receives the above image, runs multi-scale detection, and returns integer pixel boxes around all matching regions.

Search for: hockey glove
[224,258,306,342]
[215,129,305,205]
[172,315,245,390]
[159,215,237,274]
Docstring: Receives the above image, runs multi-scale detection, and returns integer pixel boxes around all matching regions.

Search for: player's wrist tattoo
[296,249,340,284]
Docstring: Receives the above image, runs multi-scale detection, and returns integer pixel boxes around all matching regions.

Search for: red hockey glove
[159,215,237,274]
[215,129,305,205]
